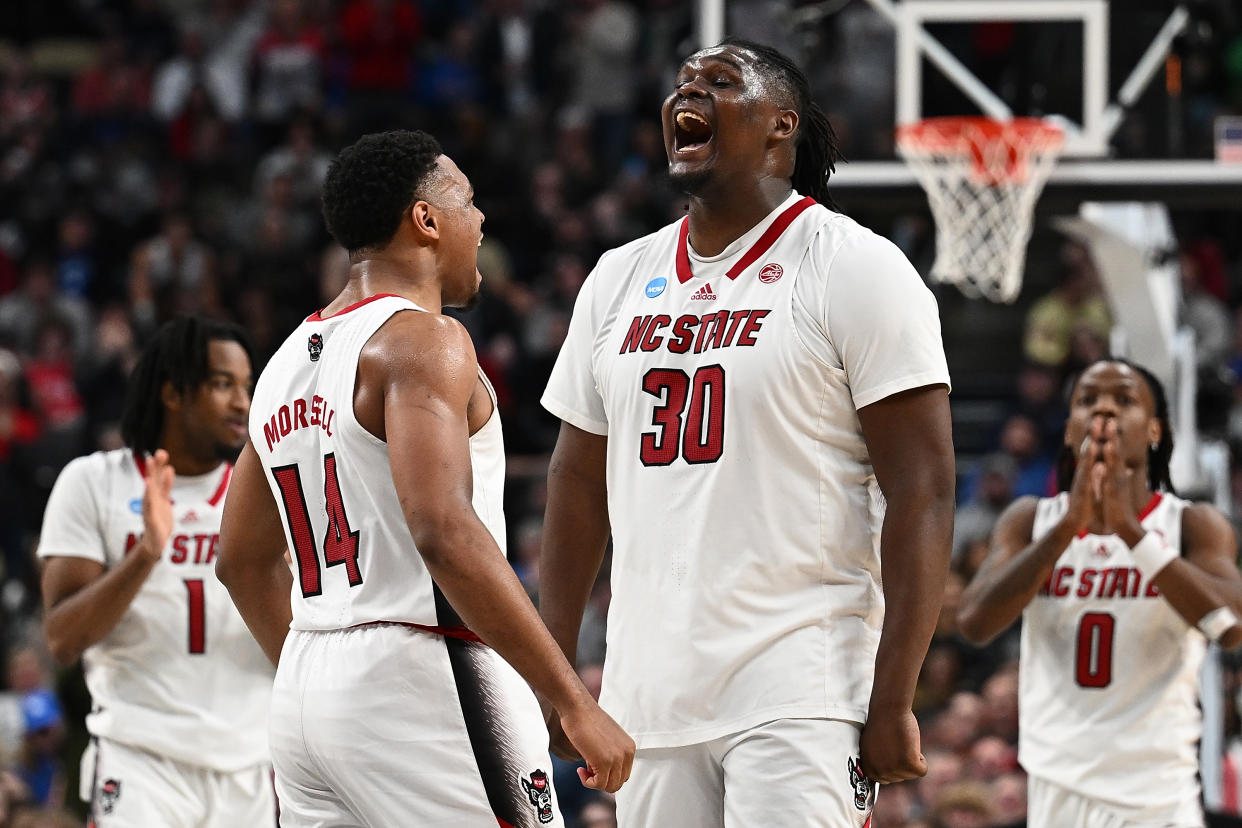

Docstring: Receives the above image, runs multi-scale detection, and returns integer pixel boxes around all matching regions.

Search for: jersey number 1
[272,454,363,598]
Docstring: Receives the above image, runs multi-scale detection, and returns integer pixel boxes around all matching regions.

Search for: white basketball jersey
[543,192,950,748]
[250,295,506,633]
[1020,491,1204,816]
[37,449,272,771]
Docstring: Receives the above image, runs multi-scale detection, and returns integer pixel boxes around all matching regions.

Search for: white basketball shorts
[270,623,563,828]
[1027,774,1203,828]
[81,737,274,827]
[616,717,874,828]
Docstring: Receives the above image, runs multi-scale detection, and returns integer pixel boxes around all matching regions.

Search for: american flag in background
[1217,117,1242,163]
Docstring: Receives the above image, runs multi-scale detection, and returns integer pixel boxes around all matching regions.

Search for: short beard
[669,167,713,196]
[216,440,244,463]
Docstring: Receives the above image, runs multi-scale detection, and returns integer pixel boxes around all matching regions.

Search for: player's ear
[161,381,181,412]
[1147,418,1162,449]
[410,200,440,242]
[772,108,798,142]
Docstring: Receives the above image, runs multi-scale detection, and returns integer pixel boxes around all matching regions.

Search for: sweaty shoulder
[1182,501,1234,551]
[361,309,478,385]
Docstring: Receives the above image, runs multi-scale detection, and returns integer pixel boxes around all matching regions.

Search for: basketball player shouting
[540,39,955,826]
[217,129,633,827]
[960,358,1242,827]
[39,316,274,826]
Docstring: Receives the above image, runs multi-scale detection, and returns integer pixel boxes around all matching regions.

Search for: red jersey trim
[348,620,485,645]
[306,293,402,322]
[675,196,817,284]
[208,464,232,507]
[1074,491,1164,539]
[132,451,146,477]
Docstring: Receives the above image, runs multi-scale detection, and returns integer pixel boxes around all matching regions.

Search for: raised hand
[140,449,176,562]
[1097,426,1143,541]
[1064,416,1103,534]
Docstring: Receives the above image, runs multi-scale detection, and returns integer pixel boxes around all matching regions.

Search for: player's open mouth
[674,111,714,153]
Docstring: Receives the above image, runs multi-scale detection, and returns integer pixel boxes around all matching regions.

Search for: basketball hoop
[896,117,1064,303]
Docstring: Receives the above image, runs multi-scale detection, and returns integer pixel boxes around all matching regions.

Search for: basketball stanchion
[896,116,1064,303]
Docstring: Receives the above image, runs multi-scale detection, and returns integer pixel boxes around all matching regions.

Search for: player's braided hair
[1054,358,1177,495]
[121,316,255,455]
[321,130,443,254]
[721,37,843,210]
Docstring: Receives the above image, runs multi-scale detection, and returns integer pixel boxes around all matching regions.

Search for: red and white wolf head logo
[521,769,554,824]
[847,757,872,811]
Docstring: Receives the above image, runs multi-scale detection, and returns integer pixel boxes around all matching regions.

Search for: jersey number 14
[272,453,364,598]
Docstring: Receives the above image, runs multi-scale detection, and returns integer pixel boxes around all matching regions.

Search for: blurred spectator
[928,781,994,828]
[1023,243,1111,370]
[566,0,639,170]
[152,21,246,124]
[579,796,617,828]
[0,54,54,141]
[337,0,420,134]
[953,452,1016,563]
[15,689,65,810]
[1181,242,1233,371]
[251,0,325,139]
[0,259,92,358]
[960,414,1054,503]
[254,116,332,212]
[129,212,220,333]
[990,771,1027,827]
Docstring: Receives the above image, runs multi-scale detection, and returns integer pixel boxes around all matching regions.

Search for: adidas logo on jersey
[179,510,199,524]
[690,282,717,301]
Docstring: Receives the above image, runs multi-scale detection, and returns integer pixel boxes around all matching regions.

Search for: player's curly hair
[1055,358,1177,495]
[121,316,255,455]
[321,130,443,254]
[721,38,843,211]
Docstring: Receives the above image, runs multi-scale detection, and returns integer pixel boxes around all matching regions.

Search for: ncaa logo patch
[645,277,667,298]
[758,262,783,283]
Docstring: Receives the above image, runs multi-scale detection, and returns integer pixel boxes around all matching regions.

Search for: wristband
[1197,607,1240,642]
[1129,531,1178,578]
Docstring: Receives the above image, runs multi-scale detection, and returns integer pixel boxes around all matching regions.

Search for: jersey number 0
[272,454,363,598]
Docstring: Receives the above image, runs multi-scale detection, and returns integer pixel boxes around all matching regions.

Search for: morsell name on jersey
[619,309,769,355]
[262,395,336,451]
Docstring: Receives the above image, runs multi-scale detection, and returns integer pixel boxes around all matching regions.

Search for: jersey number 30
[640,365,726,466]
[272,454,363,598]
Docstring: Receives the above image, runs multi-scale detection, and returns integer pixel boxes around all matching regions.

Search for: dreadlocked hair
[720,37,843,210]
[1054,358,1176,495]
[120,316,255,455]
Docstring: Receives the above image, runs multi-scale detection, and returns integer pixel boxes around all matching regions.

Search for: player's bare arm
[42,450,174,665]
[373,311,634,793]
[539,421,611,760]
[958,426,1103,645]
[1087,425,1242,646]
[856,383,954,784]
[216,440,295,666]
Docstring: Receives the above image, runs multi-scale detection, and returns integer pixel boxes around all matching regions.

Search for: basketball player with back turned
[216,129,633,827]
[959,358,1242,827]
[540,39,955,826]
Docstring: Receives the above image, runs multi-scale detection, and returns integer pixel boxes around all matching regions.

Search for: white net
[896,117,1064,303]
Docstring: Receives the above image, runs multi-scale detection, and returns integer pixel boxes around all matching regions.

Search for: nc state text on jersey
[262,395,336,452]
[126,532,219,564]
[1040,566,1162,600]
[619,310,770,355]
